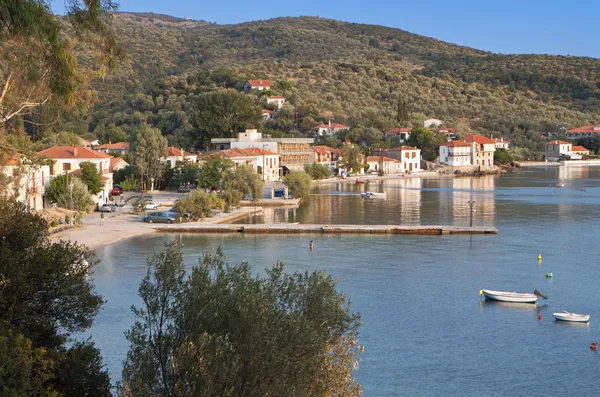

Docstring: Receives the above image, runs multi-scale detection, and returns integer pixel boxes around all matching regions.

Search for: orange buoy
[591,343,597,351]
[538,314,542,320]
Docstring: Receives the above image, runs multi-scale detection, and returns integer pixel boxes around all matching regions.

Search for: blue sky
[52,0,600,58]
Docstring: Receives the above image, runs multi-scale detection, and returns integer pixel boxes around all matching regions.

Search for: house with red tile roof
[262,109,274,120]
[492,137,510,149]
[545,140,586,161]
[94,142,130,155]
[244,79,273,93]
[215,147,280,181]
[312,122,350,136]
[384,128,411,142]
[373,146,422,172]
[164,147,198,168]
[312,145,342,173]
[440,135,496,167]
[571,146,590,156]
[110,157,129,172]
[266,96,286,109]
[365,155,402,174]
[566,124,600,139]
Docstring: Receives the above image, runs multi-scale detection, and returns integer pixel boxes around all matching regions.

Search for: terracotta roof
[463,135,496,145]
[166,147,196,157]
[95,142,130,150]
[267,96,285,100]
[547,140,571,145]
[571,146,589,152]
[110,157,129,169]
[262,109,274,114]
[217,147,278,158]
[567,124,600,133]
[246,80,273,87]
[312,123,350,130]
[366,155,399,163]
[38,146,111,159]
[312,145,341,155]
[440,140,471,147]
[374,146,420,153]
[385,128,411,133]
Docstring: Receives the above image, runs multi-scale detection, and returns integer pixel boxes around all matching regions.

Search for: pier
[154,224,497,235]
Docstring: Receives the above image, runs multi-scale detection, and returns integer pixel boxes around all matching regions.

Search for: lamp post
[468,200,475,227]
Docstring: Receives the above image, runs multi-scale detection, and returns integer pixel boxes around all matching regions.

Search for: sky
[52,0,600,58]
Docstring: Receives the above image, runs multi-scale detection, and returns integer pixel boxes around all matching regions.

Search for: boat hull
[482,289,538,303]
[553,313,590,323]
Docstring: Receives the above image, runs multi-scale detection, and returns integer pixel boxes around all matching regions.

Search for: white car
[144,201,159,210]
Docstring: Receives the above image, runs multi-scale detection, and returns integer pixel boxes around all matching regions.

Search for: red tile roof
[547,140,571,145]
[567,124,600,133]
[38,146,112,159]
[385,128,411,133]
[571,146,589,152]
[95,142,130,150]
[246,80,273,87]
[312,145,341,155]
[217,147,278,158]
[463,135,496,145]
[440,140,471,147]
[312,123,350,130]
[262,109,274,114]
[366,155,399,163]
[110,157,129,170]
[166,147,196,157]
[267,96,285,100]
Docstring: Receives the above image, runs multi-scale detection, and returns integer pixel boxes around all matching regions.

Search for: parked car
[178,184,191,193]
[143,212,175,224]
[144,201,159,210]
[111,185,122,196]
[99,203,116,212]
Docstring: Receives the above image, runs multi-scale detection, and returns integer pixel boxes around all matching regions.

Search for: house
[384,128,411,143]
[571,146,590,156]
[424,119,442,128]
[439,140,472,166]
[37,146,114,207]
[164,147,197,168]
[565,124,600,140]
[373,146,422,172]
[266,96,285,109]
[437,128,456,141]
[262,109,274,120]
[463,135,496,167]
[312,146,342,173]
[211,129,314,174]
[365,156,402,174]
[1,155,50,211]
[312,122,350,136]
[244,80,273,93]
[215,147,280,182]
[493,137,510,149]
[110,157,129,172]
[545,140,583,161]
[94,142,130,155]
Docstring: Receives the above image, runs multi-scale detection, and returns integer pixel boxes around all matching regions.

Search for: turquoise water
[90,166,600,395]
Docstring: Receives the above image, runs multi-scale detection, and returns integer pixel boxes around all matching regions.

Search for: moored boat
[481,289,539,303]
[553,311,590,323]
[356,179,366,184]
[361,191,387,198]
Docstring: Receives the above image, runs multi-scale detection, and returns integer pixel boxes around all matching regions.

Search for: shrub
[283,171,312,200]
[303,163,332,180]
[175,190,224,220]
[221,189,242,207]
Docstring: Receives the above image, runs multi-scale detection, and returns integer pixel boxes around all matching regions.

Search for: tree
[283,170,312,199]
[397,98,409,123]
[494,148,513,164]
[130,125,168,193]
[0,199,110,395]
[197,155,233,190]
[58,177,95,212]
[45,174,67,203]
[222,165,264,200]
[78,161,105,195]
[120,244,363,397]
[304,163,332,180]
[175,190,223,220]
[190,90,262,149]
[340,144,363,174]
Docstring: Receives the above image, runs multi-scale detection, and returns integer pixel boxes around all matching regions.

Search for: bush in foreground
[283,170,312,200]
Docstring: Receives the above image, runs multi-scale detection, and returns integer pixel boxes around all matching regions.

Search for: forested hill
[80,12,600,153]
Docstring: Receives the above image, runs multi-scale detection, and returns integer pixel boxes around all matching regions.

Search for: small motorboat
[553,311,590,323]
[481,289,539,304]
[355,179,366,184]
[361,191,387,198]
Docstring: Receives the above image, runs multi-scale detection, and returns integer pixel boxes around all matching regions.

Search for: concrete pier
[154,224,497,235]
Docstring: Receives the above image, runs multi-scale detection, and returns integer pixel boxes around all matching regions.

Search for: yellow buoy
[538,254,542,261]
[479,289,483,295]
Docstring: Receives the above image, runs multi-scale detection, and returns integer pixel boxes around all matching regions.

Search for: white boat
[553,311,590,323]
[361,191,387,198]
[482,289,539,303]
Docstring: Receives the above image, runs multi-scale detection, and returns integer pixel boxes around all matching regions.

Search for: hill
[73,14,600,155]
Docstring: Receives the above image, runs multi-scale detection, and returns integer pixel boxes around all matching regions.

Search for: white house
[493,137,510,149]
[439,140,473,166]
[37,146,114,208]
[2,155,50,211]
[94,142,130,155]
[244,79,273,93]
[312,122,350,136]
[110,157,129,172]
[566,124,600,140]
[216,147,280,182]
[373,146,422,172]
[164,147,198,168]
[262,109,274,120]
[424,118,443,128]
[545,140,583,161]
[365,156,402,174]
[266,96,285,109]
[384,128,411,143]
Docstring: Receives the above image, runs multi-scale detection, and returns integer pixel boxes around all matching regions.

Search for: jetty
[154,224,497,235]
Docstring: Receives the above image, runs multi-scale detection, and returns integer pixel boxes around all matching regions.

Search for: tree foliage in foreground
[0,199,110,396]
[283,170,313,200]
[120,243,362,397]
[222,165,264,200]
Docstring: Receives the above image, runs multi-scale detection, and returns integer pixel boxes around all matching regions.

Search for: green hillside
[74,13,600,155]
